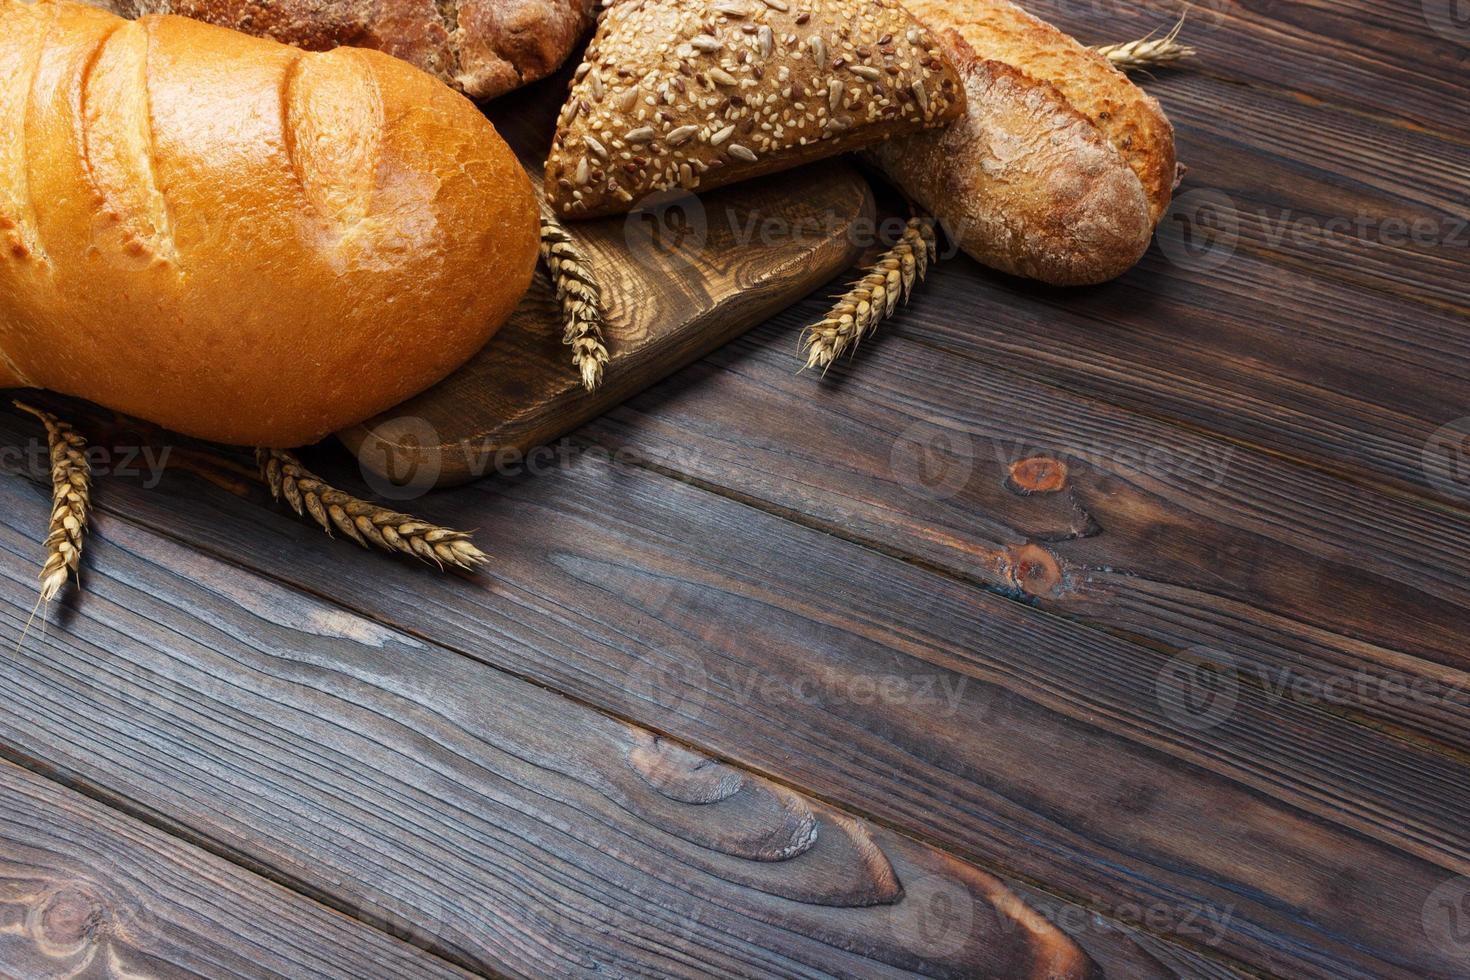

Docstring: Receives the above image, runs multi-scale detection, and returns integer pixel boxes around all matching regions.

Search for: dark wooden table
[2,1,1468,977]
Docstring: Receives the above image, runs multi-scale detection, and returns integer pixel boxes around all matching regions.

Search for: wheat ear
[14,402,91,602]
[1094,19,1194,71]
[540,210,609,392]
[256,449,488,572]
[802,215,935,372]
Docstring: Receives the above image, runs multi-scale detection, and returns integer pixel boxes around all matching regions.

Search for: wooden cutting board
[339,81,875,491]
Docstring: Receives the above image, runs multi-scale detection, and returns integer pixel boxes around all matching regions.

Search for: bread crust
[867,49,1152,285]
[901,0,1176,224]
[94,0,597,101]
[545,0,965,219]
[0,0,539,447]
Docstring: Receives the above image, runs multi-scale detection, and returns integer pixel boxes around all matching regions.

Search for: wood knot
[29,884,109,958]
[629,735,745,804]
[1005,543,1064,597]
[1006,456,1068,494]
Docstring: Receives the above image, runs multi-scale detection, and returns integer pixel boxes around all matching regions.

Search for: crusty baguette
[908,0,1176,223]
[545,0,965,218]
[90,0,598,102]
[0,0,539,447]
[866,30,1154,285]
[867,0,1177,285]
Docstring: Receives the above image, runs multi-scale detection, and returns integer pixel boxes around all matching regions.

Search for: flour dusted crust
[901,0,1176,223]
[0,0,539,446]
[98,0,597,100]
[866,46,1152,285]
[545,0,965,218]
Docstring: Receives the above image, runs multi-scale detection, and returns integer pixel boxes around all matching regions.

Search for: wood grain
[1021,0,1470,143]
[13,407,1465,979]
[577,301,1470,751]
[0,472,1115,980]
[0,757,466,979]
[339,79,874,490]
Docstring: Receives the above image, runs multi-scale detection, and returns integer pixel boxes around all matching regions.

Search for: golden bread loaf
[0,0,538,446]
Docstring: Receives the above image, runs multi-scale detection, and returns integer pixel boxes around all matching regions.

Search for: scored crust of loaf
[901,0,1175,224]
[545,0,965,218]
[96,0,597,101]
[867,42,1152,285]
[0,0,539,447]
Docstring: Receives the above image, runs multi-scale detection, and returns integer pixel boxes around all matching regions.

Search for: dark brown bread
[546,0,965,218]
[92,0,597,100]
[0,0,540,447]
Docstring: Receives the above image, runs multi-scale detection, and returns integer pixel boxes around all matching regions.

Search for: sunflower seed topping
[547,0,963,215]
[827,78,843,112]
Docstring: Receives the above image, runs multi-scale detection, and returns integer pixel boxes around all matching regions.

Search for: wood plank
[1020,0,1470,143]
[823,63,1470,508]
[11,410,1465,979]
[0,757,468,979]
[0,473,1204,980]
[1143,71,1470,316]
[568,308,1470,750]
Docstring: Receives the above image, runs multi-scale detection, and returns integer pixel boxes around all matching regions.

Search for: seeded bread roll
[90,0,598,101]
[545,0,965,218]
[0,0,539,447]
[866,0,1176,285]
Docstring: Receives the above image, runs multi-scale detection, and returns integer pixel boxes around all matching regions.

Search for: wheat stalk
[540,210,609,392]
[256,448,488,572]
[1094,19,1194,71]
[802,215,935,372]
[14,402,91,602]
